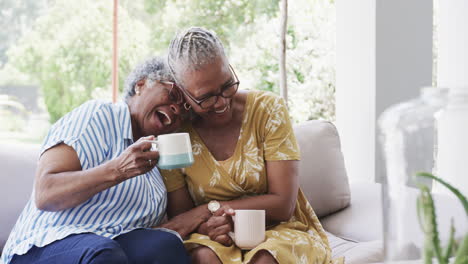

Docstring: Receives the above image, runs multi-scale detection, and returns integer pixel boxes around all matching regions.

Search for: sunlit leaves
[4,0,336,124]
[7,0,150,122]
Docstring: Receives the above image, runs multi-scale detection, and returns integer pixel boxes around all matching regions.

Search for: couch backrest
[0,143,39,252]
[294,120,351,218]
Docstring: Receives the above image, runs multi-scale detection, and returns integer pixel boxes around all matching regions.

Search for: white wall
[438,0,468,88]
[336,0,433,182]
[436,0,468,195]
[336,0,376,182]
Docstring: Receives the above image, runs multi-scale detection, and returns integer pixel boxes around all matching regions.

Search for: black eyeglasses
[168,64,240,109]
[159,81,184,104]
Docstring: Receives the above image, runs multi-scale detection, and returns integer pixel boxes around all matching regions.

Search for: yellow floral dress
[162,91,343,264]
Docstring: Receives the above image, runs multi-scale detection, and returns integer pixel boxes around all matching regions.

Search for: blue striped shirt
[1,100,168,264]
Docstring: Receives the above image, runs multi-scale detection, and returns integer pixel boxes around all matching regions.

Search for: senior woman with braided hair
[162,27,344,264]
[0,56,192,264]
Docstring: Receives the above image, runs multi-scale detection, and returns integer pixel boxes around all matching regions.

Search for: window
[0,0,336,144]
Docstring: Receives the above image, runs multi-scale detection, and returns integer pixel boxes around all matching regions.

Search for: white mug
[229,210,266,249]
[150,133,194,170]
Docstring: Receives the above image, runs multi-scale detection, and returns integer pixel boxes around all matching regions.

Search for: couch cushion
[321,181,383,242]
[294,120,351,218]
[321,180,467,245]
[0,143,40,252]
[327,231,383,264]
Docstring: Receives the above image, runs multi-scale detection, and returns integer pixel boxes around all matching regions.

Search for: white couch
[0,120,385,263]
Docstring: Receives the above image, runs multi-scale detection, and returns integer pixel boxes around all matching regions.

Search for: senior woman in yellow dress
[162,27,343,264]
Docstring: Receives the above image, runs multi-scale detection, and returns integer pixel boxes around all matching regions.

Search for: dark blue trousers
[10,229,190,264]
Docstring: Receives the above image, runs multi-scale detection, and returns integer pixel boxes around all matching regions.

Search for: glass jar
[378,87,449,261]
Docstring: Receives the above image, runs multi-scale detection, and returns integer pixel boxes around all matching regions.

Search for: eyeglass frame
[158,80,184,104]
[167,64,240,109]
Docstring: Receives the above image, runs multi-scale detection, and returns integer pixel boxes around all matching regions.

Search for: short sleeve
[161,169,186,192]
[262,95,301,161]
[40,101,109,170]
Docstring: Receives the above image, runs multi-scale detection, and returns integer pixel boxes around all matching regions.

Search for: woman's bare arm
[35,138,158,211]
[220,160,299,222]
[161,186,211,238]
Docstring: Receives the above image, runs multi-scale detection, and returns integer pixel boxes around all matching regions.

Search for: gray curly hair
[123,56,173,101]
[167,27,227,86]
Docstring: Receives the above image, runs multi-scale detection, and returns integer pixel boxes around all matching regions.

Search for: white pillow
[294,120,351,218]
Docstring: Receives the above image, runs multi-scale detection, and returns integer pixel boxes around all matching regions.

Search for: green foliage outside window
[1,0,336,124]
[6,0,150,123]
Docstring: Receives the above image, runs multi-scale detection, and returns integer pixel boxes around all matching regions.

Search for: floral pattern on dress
[162,91,343,264]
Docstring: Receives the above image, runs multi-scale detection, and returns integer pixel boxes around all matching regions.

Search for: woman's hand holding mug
[204,205,236,246]
[204,205,266,249]
[112,136,159,182]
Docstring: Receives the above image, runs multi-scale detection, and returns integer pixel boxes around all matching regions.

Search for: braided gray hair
[123,56,172,101]
[167,27,227,86]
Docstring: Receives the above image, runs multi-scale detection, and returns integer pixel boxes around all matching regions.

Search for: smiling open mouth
[156,110,172,125]
[215,104,229,114]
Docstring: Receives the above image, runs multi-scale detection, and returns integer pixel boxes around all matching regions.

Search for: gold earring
[184,102,192,110]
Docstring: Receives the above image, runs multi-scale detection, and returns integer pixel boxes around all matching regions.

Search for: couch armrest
[0,143,39,251]
[320,181,383,242]
[320,180,467,245]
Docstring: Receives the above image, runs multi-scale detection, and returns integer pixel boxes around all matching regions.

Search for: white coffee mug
[150,133,194,170]
[229,210,266,249]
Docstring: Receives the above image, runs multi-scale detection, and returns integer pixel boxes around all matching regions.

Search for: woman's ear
[135,79,146,95]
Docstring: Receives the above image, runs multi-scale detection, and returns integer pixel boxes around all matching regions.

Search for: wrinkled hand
[203,205,235,247]
[160,210,206,239]
[112,136,159,182]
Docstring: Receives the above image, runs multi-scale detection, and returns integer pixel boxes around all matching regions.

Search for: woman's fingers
[140,149,160,161]
[133,139,154,152]
[207,215,232,229]
[208,223,232,240]
[207,205,236,246]
[116,150,158,179]
[136,135,155,142]
[113,135,161,181]
[136,158,154,171]
[213,234,233,247]
[213,205,235,216]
